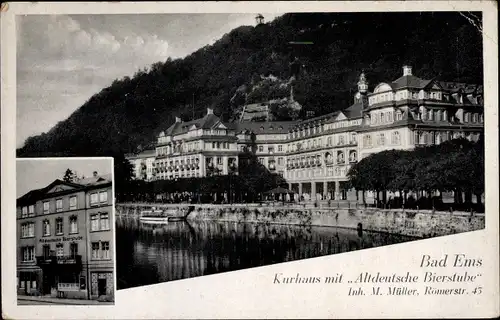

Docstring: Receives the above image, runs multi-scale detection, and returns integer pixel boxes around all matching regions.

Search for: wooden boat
[140,209,168,223]
[140,216,169,223]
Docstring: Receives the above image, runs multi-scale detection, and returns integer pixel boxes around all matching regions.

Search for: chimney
[403,65,413,76]
[93,171,98,177]
[207,108,214,115]
[175,116,181,123]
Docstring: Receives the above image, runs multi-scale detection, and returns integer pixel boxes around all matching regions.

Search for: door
[42,272,51,295]
[98,278,106,296]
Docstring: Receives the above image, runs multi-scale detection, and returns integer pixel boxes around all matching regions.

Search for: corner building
[128,66,484,202]
[16,173,114,300]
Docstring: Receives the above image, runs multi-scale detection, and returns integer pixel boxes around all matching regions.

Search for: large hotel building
[16,172,114,301]
[127,66,484,201]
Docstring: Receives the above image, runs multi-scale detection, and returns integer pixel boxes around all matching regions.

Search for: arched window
[378,133,385,146]
[337,151,345,164]
[338,135,345,145]
[419,131,425,145]
[392,131,401,145]
[327,137,332,146]
[350,133,357,144]
[43,220,50,236]
[364,134,372,147]
[349,150,357,163]
[420,106,427,121]
[325,152,333,164]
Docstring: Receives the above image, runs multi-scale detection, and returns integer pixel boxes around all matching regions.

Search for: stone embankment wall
[116,203,485,238]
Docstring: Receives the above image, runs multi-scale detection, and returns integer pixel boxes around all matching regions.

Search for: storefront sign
[39,235,83,243]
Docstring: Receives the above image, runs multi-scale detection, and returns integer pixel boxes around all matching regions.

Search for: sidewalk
[18,295,113,305]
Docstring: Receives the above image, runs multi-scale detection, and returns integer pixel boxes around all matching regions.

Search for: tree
[348,138,484,210]
[63,168,76,183]
[113,153,135,202]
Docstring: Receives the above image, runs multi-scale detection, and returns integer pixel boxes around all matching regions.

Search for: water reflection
[116,216,416,290]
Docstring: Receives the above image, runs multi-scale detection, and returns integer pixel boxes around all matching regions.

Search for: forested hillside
[17,12,482,157]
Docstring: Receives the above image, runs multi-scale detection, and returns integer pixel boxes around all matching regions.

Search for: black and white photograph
[16,158,115,305]
[2,2,498,319]
[15,11,486,290]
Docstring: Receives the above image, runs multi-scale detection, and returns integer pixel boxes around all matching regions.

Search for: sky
[16,13,283,147]
[16,158,113,198]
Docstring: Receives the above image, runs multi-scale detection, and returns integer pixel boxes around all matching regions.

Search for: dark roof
[343,101,364,119]
[391,75,430,90]
[236,121,296,134]
[77,174,112,186]
[164,113,222,136]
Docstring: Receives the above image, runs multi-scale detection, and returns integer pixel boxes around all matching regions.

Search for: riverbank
[115,203,485,238]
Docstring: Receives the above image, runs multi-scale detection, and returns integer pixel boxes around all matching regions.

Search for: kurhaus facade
[127,66,484,201]
[16,172,114,301]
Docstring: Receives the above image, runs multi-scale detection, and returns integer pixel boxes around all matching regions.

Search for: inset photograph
[16,158,115,305]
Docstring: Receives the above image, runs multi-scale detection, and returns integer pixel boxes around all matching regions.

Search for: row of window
[414,131,480,145]
[285,166,349,179]
[41,216,78,236]
[363,131,401,148]
[286,150,357,167]
[367,111,399,125]
[20,241,110,262]
[258,157,284,166]
[288,120,359,140]
[369,90,444,105]
[257,145,284,153]
[154,172,202,180]
[289,134,357,153]
[21,191,108,217]
[20,212,110,238]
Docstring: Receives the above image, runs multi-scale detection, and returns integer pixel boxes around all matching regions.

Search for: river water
[116,215,416,290]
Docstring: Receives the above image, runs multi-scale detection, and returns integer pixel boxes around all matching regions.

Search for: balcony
[36,255,82,266]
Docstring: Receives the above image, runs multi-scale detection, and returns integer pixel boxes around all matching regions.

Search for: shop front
[36,254,88,299]
[18,270,42,296]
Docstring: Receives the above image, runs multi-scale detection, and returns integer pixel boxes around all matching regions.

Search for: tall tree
[62,168,76,183]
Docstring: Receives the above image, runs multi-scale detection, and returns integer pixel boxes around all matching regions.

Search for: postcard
[2,1,499,319]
